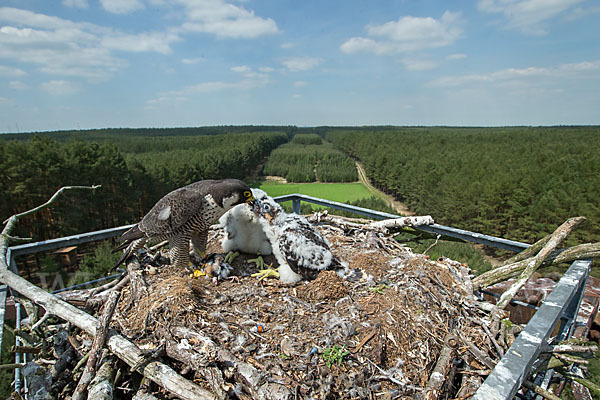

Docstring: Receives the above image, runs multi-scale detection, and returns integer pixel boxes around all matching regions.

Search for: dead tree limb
[87,357,115,400]
[2,185,101,227]
[546,344,598,354]
[424,333,458,400]
[491,217,585,313]
[522,380,561,400]
[367,215,434,233]
[72,290,121,400]
[473,241,599,290]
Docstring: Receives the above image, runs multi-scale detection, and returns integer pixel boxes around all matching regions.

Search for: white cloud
[176,0,279,39]
[100,0,144,14]
[0,7,178,81]
[259,67,274,72]
[477,0,584,35]
[293,80,308,88]
[9,80,28,90]
[0,64,26,77]
[41,80,81,95]
[447,53,467,61]
[280,42,294,49]
[282,57,323,72]
[401,58,438,71]
[427,59,600,87]
[62,0,88,9]
[341,11,463,55]
[181,57,205,64]
[146,65,271,107]
[101,31,178,54]
[231,65,251,73]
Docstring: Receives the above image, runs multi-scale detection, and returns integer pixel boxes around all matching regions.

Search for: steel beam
[472,259,592,400]
[275,194,529,251]
[8,224,134,257]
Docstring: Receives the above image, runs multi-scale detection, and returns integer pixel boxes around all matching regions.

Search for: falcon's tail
[113,239,147,268]
[113,224,146,268]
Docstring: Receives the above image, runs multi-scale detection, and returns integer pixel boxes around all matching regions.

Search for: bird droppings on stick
[13,212,598,400]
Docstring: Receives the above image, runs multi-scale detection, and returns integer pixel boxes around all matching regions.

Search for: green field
[258,181,372,203]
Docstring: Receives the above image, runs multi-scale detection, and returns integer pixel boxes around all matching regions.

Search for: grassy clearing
[258,181,372,203]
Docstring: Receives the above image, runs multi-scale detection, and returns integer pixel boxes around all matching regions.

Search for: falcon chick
[219,188,272,256]
[115,179,256,269]
[254,195,347,284]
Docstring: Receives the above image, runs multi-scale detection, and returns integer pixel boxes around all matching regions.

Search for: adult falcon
[115,179,256,269]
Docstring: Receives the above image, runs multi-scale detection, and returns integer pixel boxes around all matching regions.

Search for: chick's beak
[251,198,262,214]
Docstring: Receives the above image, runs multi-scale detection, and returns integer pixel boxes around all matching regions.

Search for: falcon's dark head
[215,179,256,209]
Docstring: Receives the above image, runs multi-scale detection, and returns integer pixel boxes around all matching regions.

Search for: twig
[30,312,52,332]
[491,217,585,313]
[458,333,496,370]
[546,344,598,354]
[522,380,561,400]
[424,333,457,400]
[423,234,441,255]
[352,329,377,353]
[473,240,598,290]
[72,290,121,400]
[2,185,101,226]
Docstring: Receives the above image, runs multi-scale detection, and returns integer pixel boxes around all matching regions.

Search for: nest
[99,219,496,399]
[16,215,520,400]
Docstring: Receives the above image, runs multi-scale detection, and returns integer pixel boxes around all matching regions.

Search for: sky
[0,0,599,132]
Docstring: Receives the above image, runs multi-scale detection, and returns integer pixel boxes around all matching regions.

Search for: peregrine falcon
[219,188,272,256]
[252,194,347,284]
[115,179,256,269]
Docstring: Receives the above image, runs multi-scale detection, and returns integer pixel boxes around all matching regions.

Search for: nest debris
[12,213,595,400]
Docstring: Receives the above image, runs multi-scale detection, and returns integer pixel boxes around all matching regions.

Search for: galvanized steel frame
[0,194,591,400]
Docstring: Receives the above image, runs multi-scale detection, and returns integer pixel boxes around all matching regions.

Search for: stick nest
[106,218,497,399]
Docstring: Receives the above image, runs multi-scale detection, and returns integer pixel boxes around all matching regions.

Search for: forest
[0,129,287,241]
[325,126,600,247]
[2,125,599,255]
[262,133,357,182]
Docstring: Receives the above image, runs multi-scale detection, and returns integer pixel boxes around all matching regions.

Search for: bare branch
[3,184,100,226]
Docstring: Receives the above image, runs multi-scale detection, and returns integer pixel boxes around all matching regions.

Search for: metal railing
[0,194,591,399]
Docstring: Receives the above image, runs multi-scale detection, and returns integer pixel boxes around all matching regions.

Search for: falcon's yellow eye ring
[243,191,251,198]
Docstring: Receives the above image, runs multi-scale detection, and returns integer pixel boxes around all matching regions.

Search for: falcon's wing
[138,184,212,236]
[277,216,333,277]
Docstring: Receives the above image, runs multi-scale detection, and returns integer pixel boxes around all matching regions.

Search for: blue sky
[1,0,599,132]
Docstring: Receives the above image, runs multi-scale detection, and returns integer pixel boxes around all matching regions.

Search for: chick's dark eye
[263,204,271,211]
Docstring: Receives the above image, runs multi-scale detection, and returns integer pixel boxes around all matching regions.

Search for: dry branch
[522,380,561,400]
[72,290,121,400]
[366,215,434,232]
[491,217,585,313]
[424,333,458,400]
[87,357,116,400]
[473,241,600,290]
[547,344,598,354]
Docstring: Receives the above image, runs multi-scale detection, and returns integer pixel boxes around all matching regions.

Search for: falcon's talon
[248,255,268,269]
[224,251,239,263]
[251,266,279,281]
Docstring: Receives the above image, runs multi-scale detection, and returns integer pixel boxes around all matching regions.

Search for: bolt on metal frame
[0,194,591,399]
